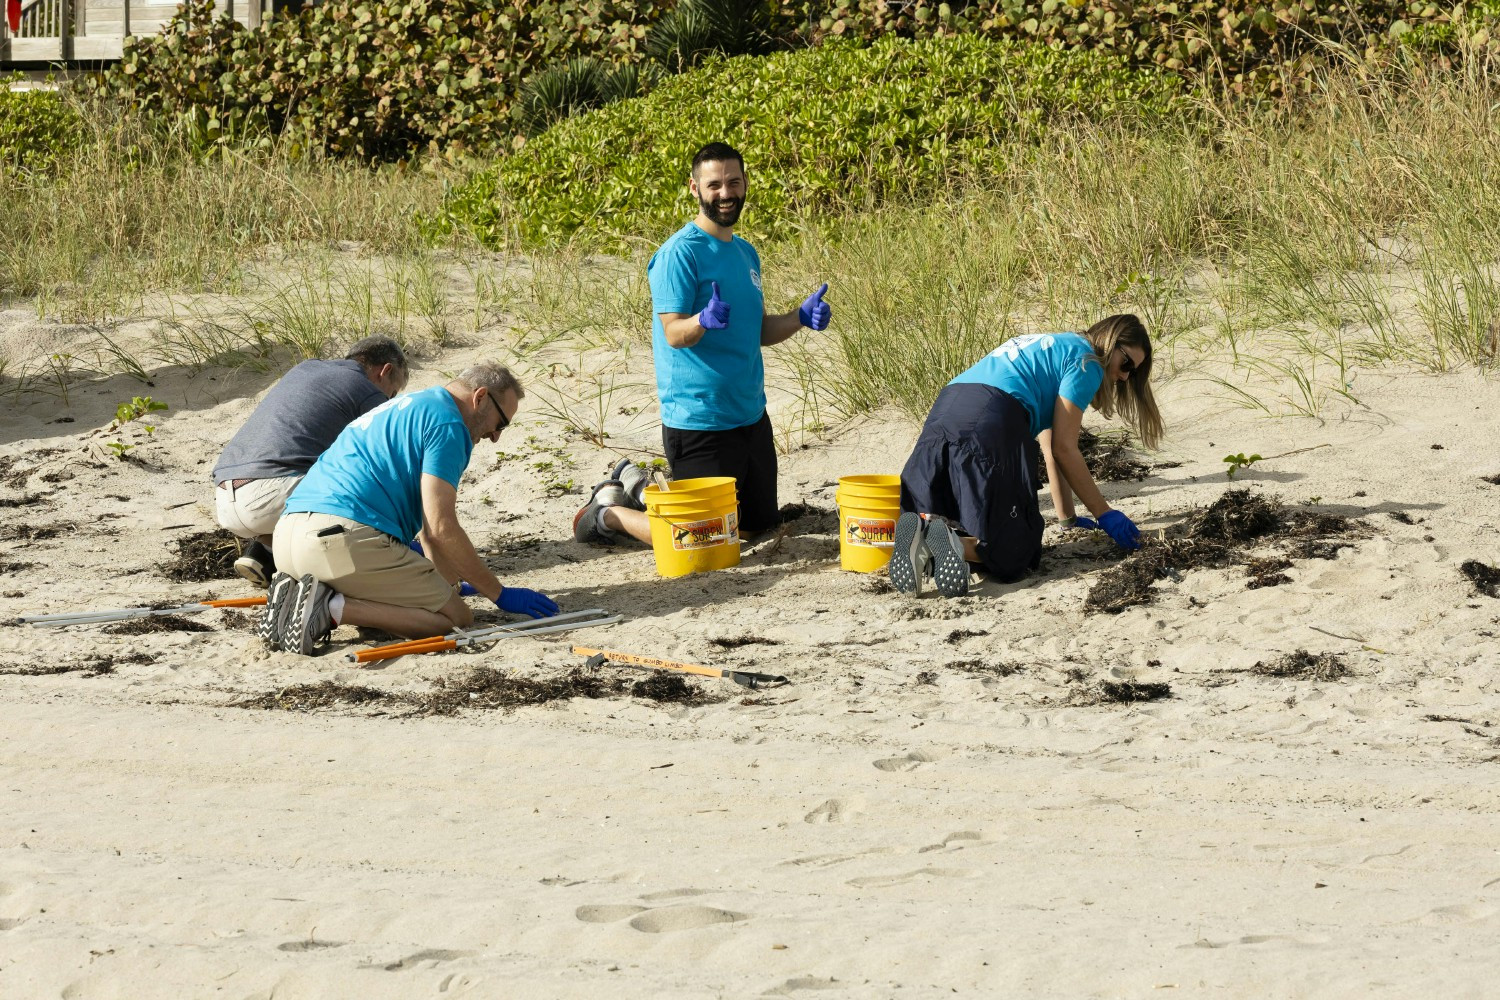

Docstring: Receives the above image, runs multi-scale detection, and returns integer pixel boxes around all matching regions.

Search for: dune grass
[3,56,1499,426]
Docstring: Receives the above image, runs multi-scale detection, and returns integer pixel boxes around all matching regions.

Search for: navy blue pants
[899,383,1044,584]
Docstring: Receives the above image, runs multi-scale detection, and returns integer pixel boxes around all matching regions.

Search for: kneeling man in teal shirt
[268,362,558,655]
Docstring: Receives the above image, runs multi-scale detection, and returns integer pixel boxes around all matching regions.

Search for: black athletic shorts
[899,383,1044,583]
[662,411,779,534]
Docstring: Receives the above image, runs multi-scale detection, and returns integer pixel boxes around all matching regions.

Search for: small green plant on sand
[1223,452,1263,479]
[113,395,169,428]
[105,441,136,459]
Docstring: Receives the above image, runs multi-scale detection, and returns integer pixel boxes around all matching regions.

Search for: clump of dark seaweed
[0,651,157,676]
[1460,560,1500,598]
[1184,489,1283,543]
[1084,491,1370,614]
[230,665,720,717]
[160,529,241,582]
[233,681,392,713]
[0,522,65,542]
[1246,557,1293,589]
[947,659,1022,677]
[1037,429,1167,485]
[1252,650,1351,681]
[709,635,780,649]
[102,614,213,635]
[1068,679,1173,705]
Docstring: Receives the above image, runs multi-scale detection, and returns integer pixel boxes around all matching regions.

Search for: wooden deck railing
[2,0,263,63]
[15,0,68,38]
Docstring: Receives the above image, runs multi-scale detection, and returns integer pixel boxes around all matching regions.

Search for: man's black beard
[700,196,743,227]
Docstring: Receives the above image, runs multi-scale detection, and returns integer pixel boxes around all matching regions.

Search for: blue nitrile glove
[1098,509,1142,551]
[798,282,831,330]
[698,281,730,329]
[496,587,559,619]
[1066,516,1100,531]
[409,539,424,555]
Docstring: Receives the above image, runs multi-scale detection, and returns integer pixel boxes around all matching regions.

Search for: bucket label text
[845,516,895,547]
[671,515,730,550]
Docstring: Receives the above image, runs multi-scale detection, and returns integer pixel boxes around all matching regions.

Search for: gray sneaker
[610,458,650,512]
[925,517,972,598]
[889,511,931,595]
[573,480,627,545]
[258,571,298,649]
[283,574,336,656]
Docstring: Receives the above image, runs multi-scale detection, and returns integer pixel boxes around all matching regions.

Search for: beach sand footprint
[763,975,844,994]
[1413,902,1496,926]
[276,938,345,952]
[640,888,714,901]
[575,904,649,923]
[629,905,747,933]
[361,948,473,972]
[846,867,975,888]
[872,750,939,773]
[804,797,864,824]
[918,830,984,853]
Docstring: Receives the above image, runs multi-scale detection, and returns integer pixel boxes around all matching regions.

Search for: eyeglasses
[1117,348,1141,376]
[485,391,511,432]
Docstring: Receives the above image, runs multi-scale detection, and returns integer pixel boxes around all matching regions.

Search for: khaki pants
[272,512,456,613]
[215,475,301,540]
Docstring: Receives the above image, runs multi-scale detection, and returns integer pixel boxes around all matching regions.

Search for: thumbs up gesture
[698,281,731,330]
[798,282,831,330]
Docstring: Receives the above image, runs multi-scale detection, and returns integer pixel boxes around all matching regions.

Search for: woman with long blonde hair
[891,314,1163,597]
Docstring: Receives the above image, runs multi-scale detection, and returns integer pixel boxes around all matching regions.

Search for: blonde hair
[1083,314,1163,450]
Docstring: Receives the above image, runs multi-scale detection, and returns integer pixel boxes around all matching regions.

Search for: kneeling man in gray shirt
[213,336,408,586]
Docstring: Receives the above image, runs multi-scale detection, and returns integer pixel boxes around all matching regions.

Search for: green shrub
[428,34,1188,250]
[0,85,85,175]
[805,0,1497,96]
[96,0,670,160]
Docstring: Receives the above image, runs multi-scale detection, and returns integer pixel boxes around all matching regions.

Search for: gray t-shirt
[212,359,387,484]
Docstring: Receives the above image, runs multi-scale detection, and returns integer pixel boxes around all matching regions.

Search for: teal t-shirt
[285,385,473,542]
[647,222,766,431]
[949,333,1105,437]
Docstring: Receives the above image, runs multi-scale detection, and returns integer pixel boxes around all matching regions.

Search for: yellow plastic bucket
[835,474,902,573]
[643,477,741,578]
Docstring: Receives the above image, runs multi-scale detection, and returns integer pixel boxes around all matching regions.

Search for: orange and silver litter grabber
[347,608,622,664]
[20,596,267,628]
[572,645,788,689]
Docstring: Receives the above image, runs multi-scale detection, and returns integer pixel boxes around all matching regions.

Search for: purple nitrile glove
[798,282,831,330]
[1067,516,1099,531]
[1098,509,1142,551]
[698,281,730,329]
[496,586,559,619]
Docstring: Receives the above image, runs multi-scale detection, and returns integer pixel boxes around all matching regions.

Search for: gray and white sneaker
[573,480,627,545]
[610,458,650,512]
[258,571,298,650]
[283,574,336,656]
[925,517,972,598]
[889,511,932,595]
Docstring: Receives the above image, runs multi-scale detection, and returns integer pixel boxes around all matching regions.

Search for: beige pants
[215,475,301,540]
[272,512,456,613]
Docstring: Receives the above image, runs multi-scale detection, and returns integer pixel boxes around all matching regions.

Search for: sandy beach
[3,262,1500,998]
